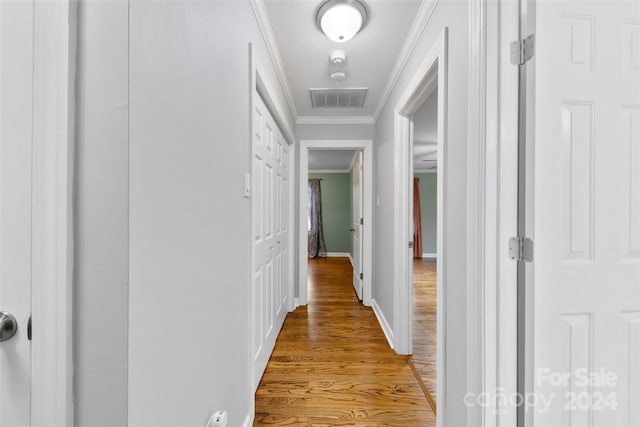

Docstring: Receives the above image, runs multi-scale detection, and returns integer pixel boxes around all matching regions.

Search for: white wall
[373,1,470,425]
[128,1,293,425]
[74,1,129,425]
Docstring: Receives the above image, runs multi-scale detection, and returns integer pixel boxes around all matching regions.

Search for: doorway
[392,28,447,422]
[307,150,363,300]
[298,140,373,307]
[410,88,439,413]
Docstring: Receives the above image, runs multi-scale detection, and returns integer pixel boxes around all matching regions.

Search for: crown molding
[296,115,375,125]
[309,168,352,173]
[373,0,439,121]
[250,0,299,121]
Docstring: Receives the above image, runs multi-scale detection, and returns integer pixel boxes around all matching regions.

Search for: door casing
[466,1,521,425]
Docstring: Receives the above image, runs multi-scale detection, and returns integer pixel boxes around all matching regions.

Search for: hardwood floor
[410,258,437,412]
[254,257,436,426]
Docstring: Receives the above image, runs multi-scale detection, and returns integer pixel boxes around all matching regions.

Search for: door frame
[29,1,76,425]
[298,140,373,307]
[465,1,521,425]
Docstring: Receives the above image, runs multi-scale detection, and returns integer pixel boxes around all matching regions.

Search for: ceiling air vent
[309,88,367,108]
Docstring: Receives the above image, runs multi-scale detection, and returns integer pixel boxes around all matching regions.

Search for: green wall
[309,173,352,253]
[415,173,437,254]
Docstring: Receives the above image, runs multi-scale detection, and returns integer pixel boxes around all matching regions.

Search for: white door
[532,1,640,425]
[352,152,363,300]
[0,1,34,425]
[251,93,290,390]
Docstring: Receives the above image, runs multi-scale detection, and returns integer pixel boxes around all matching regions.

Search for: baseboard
[326,252,350,257]
[242,413,252,427]
[371,299,395,349]
[348,253,354,266]
[421,253,437,259]
[294,297,300,308]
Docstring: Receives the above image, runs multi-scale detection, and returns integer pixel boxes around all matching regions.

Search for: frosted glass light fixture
[316,0,367,43]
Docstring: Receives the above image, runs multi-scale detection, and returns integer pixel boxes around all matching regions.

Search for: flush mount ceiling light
[316,0,368,43]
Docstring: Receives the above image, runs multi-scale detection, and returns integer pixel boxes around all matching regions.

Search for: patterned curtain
[308,179,327,258]
[413,177,423,258]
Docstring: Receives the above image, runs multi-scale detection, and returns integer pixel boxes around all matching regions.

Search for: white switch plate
[244,173,251,198]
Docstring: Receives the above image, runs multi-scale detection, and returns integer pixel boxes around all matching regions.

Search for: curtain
[413,177,423,258]
[308,179,327,258]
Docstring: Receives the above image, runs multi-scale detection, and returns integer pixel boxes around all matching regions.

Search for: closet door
[251,93,289,390]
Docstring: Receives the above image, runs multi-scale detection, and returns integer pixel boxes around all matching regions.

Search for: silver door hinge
[408,241,414,249]
[510,34,535,65]
[509,237,534,262]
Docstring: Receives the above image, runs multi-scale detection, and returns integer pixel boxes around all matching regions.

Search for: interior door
[352,152,363,300]
[0,1,34,424]
[532,1,640,425]
[251,93,289,390]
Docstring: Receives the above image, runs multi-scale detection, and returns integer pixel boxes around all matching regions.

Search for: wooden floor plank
[254,257,435,426]
[411,258,437,409]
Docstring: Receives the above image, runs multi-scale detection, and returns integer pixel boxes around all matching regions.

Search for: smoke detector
[330,70,346,82]
[330,50,346,64]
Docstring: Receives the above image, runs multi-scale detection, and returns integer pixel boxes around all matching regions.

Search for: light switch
[244,173,251,198]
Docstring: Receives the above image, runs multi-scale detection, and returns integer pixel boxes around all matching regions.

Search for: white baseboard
[421,253,437,259]
[326,252,350,257]
[348,253,354,266]
[294,297,300,308]
[371,299,395,350]
[242,413,252,427]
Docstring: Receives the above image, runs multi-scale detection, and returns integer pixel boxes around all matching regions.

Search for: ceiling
[264,0,422,119]
[413,88,437,171]
[309,150,357,171]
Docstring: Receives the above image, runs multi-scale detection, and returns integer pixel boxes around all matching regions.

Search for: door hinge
[510,34,535,65]
[27,314,32,341]
[509,237,534,262]
[408,241,414,249]
[359,272,363,280]
[360,218,363,225]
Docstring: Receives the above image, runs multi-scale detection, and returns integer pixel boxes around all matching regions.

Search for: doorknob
[0,312,17,342]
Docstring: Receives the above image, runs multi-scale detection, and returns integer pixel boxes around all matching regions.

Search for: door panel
[0,1,34,425]
[533,2,640,425]
[352,152,363,300]
[252,94,289,390]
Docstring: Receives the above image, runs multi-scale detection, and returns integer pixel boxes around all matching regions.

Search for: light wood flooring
[254,257,436,426]
[410,258,437,412]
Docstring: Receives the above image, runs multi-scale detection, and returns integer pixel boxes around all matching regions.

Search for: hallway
[254,257,435,426]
